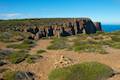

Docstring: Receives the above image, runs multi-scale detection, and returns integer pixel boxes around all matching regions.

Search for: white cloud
[0,13,22,19]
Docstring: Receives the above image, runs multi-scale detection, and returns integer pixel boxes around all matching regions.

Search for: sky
[0,0,120,24]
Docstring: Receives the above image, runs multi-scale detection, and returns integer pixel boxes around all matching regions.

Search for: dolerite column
[48,26,54,37]
[69,22,75,35]
[76,21,83,34]
[84,20,97,34]
[76,21,80,34]
[34,27,39,34]
[43,28,47,37]
[71,26,75,35]
[94,22,102,31]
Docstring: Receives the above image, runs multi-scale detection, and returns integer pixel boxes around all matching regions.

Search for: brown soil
[1,39,120,80]
[0,42,6,49]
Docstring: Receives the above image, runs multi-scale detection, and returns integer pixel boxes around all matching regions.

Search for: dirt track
[2,39,120,80]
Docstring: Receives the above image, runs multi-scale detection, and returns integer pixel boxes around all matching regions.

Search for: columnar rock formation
[26,18,102,39]
[94,22,102,31]
[0,18,102,39]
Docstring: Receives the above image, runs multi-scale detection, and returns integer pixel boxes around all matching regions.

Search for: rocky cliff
[0,18,102,39]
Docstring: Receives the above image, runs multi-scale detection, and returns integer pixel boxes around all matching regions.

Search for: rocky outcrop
[26,18,102,39]
[0,18,102,39]
[54,55,73,68]
[94,22,102,31]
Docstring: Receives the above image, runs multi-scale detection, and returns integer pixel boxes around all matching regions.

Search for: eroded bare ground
[1,39,120,80]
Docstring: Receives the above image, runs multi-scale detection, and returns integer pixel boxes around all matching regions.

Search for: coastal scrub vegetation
[0,49,42,64]
[47,37,70,50]
[46,31,120,54]
[37,49,47,54]
[7,39,36,50]
[49,62,113,80]
[0,31,30,43]
[26,54,43,64]
[3,70,35,80]
[8,50,28,64]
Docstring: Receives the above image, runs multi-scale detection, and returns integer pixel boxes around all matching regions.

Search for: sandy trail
[2,39,120,80]
[29,39,52,54]
[0,42,6,49]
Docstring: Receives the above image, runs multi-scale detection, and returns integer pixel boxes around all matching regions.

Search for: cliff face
[94,22,102,31]
[0,18,102,39]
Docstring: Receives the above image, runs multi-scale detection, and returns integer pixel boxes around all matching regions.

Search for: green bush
[7,39,36,49]
[3,71,35,80]
[49,62,113,80]
[101,40,120,49]
[111,36,120,42]
[3,71,16,80]
[0,49,13,59]
[0,31,30,42]
[37,49,46,54]
[110,42,120,49]
[73,39,108,54]
[26,55,43,64]
[47,38,69,50]
[9,51,28,64]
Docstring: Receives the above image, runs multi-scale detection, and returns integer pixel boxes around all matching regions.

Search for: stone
[15,71,35,80]
[0,61,6,66]
[54,55,72,68]
[0,49,12,59]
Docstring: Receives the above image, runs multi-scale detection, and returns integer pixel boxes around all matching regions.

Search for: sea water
[102,25,120,32]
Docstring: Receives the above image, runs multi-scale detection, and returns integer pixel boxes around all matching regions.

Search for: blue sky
[0,0,120,24]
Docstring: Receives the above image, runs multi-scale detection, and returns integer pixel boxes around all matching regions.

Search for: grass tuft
[47,38,69,50]
[49,62,113,80]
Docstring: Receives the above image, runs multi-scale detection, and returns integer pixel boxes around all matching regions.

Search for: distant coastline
[102,24,120,32]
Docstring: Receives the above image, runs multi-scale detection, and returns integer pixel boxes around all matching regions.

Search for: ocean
[102,25,120,32]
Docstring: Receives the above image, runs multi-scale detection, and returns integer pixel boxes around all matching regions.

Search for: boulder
[15,71,35,80]
[0,61,6,66]
[0,49,12,59]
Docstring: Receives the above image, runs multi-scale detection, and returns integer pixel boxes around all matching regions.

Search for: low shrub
[7,39,36,50]
[3,71,35,80]
[47,38,69,50]
[111,36,120,42]
[49,62,113,80]
[101,40,120,49]
[0,31,30,42]
[9,50,28,64]
[3,71,16,80]
[37,49,46,54]
[110,42,120,49]
[26,55,43,64]
[0,49,13,59]
[73,39,108,54]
